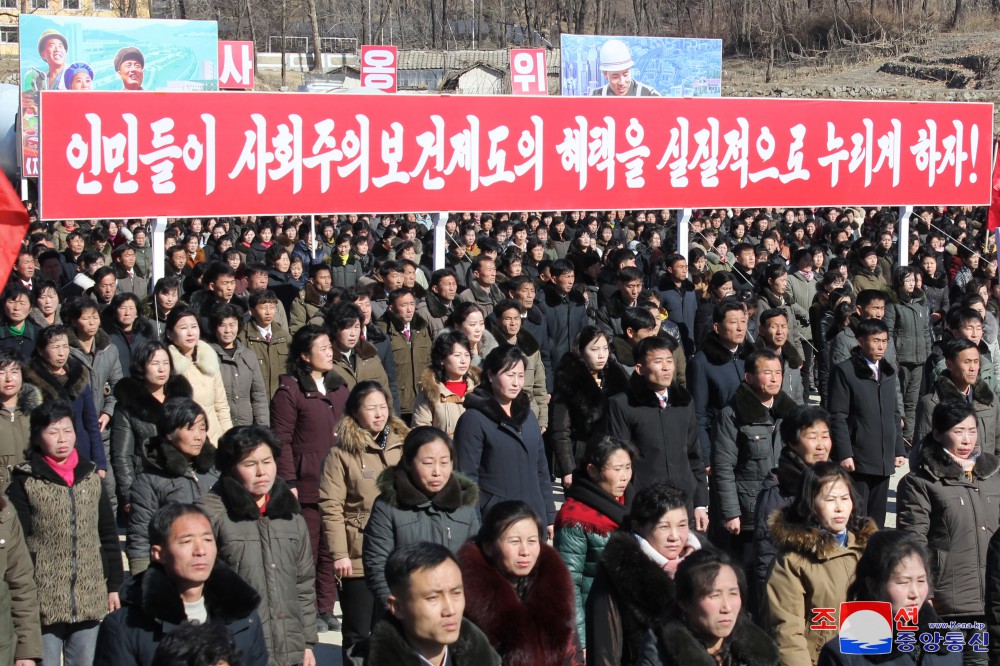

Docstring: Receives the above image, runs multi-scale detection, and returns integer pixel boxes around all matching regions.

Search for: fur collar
[848,346,896,380]
[113,376,193,424]
[625,370,692,408]
[417,366,480,406]
[422,291,453,319]
[657,277,696,295]
[730,382,798,425]
[759,287,791,309]
[4,382,43,415]
[915,437,1000,482]
[336,414,408,457]
[368,616,499,666]
[303,281,327,307]
[25,355,90,401]
[290,367,347,395]
[459,540,578,666]
[463,385,533,427]
[68,328,113,354]
[381,309,429,334]
[168,340,222,378]
[376,466,478,512]
[489,325,540,356]
[891,288,928,306]
[700,332,752,366]
[775,446,810,495]
[753,335,802,369]
[129,561,260,625]
[351,339,380,362]
[555,350,631,404]
[541,282,586,307]
[596,531,677,628]
[143,434,217,477]
[212,475,300,521]
[769,509,877,560]
[922,268,948,290]
[649,618,779,666]
[934,373,995,406]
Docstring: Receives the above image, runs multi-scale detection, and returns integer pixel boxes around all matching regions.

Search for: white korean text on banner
[510,49,548,95]
[360,46,398,93]
[219,40,254,90]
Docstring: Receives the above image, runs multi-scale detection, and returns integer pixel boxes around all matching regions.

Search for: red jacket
[270,370,348,503]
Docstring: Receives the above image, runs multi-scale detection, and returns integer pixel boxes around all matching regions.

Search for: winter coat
[0,498,41,662]
[415,291,454,339]
[594,290,633,338]
[168,340,234,443]
[924,335,999,398]
[828,348,906,476]
[24,355,107,469]
[751,447,811,601]
[7,450,123,626]
[850,266,888,294]
[636,617,780,666]
[658,278,698,354]
[830,324,905,413]
[318,415,406,577]
[210,341,270,427]
[289,283,328,334]
[455,280,505,317]
[270,369,348,503]
[787,272,818,341]
[491,325,549,428]
[240,319,291,399]
[126,435,220,574]
[883,290,933,365]
[897,438,1000,618]
[755,287,802,355]
[607,372,709,506]
[0,384,41,490]
[687,332,752,466]
[68,328,123,443]
[922,269,950,323]
[94,561,268,666]
[367,615,501,665]
[539,283,591,369]
[105,318,157,368]
[753,337,805,404]
[553,473,633,649]
[763,509,877,665]
[330,339,391,396]
[549,353,630,478]
[585,530,686,666]
[711,382,797,525]
[362,467,480,607]
[818,602,961,666]
[329,256,362,290]
[411,367,479,437]
[0,320,38,361]
[458,540,581,666]
[912,374,1000,462]
[455,386,557,525]
[377,310,433,414]
[519,304,555,391]
[109,375,193,505]
[199,476,317,666]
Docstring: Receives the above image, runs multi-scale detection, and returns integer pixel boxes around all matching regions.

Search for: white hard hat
[600,39,634,72]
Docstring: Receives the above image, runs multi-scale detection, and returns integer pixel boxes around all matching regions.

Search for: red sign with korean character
[360,46,398,93]
[38,92,993,220]
[218,41,255,90]
[510,48,548,95]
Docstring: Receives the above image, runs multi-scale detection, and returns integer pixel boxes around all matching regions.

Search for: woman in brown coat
[319,380,407,662]
[270,324,349,635]
[763,461,877,666]
[412,330,479,438]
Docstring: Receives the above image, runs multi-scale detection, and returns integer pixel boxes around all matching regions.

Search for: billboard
[219,40,254,90]
[38,91,992,219]
[560,34,721,98]
[510,48,548,95]
[20,15,219,177]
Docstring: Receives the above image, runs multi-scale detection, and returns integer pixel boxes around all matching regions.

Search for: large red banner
[38,92,992,219]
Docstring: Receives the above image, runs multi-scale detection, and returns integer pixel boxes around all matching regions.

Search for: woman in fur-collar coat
[549,328,630,480]
[167,338,232,443]
[637,616,780,666]
[458,513,581,666]
[125,398,220,575]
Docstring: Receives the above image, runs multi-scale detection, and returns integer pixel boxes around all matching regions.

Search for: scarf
[944,447,978,474]
[634,532,700,578]
[44,447,80,487]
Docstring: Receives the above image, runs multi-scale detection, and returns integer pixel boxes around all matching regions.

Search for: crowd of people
[1,204,999,666]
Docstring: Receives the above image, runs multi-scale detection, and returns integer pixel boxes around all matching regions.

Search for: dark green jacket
[0,498,41,662]
[884,289,933,365]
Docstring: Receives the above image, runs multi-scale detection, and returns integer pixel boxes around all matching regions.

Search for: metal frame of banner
[897,206,913,268]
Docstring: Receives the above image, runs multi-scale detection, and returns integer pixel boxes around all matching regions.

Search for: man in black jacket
[539,259,591,370]
[367,543,501,666]
[828,318,906,528]
[607,336,709,530]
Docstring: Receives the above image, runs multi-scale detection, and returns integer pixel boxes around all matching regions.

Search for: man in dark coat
[94,503,268,666]
[366,542,501,666]
[657,253,698,355]
[454,255,504,317]
[606,336,708,529]
[686,299,752,467]
[538,259,590,369]
[378,287,433,421]
[595,266,644,337]
[506,275,554,392]
[828,318,906,528]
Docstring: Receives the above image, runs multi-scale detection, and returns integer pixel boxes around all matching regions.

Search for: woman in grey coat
[199,425,317,666]
[126,397,220,574]
[209,303,269,427]
[362,426,480,611]
[883,266,933,441]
